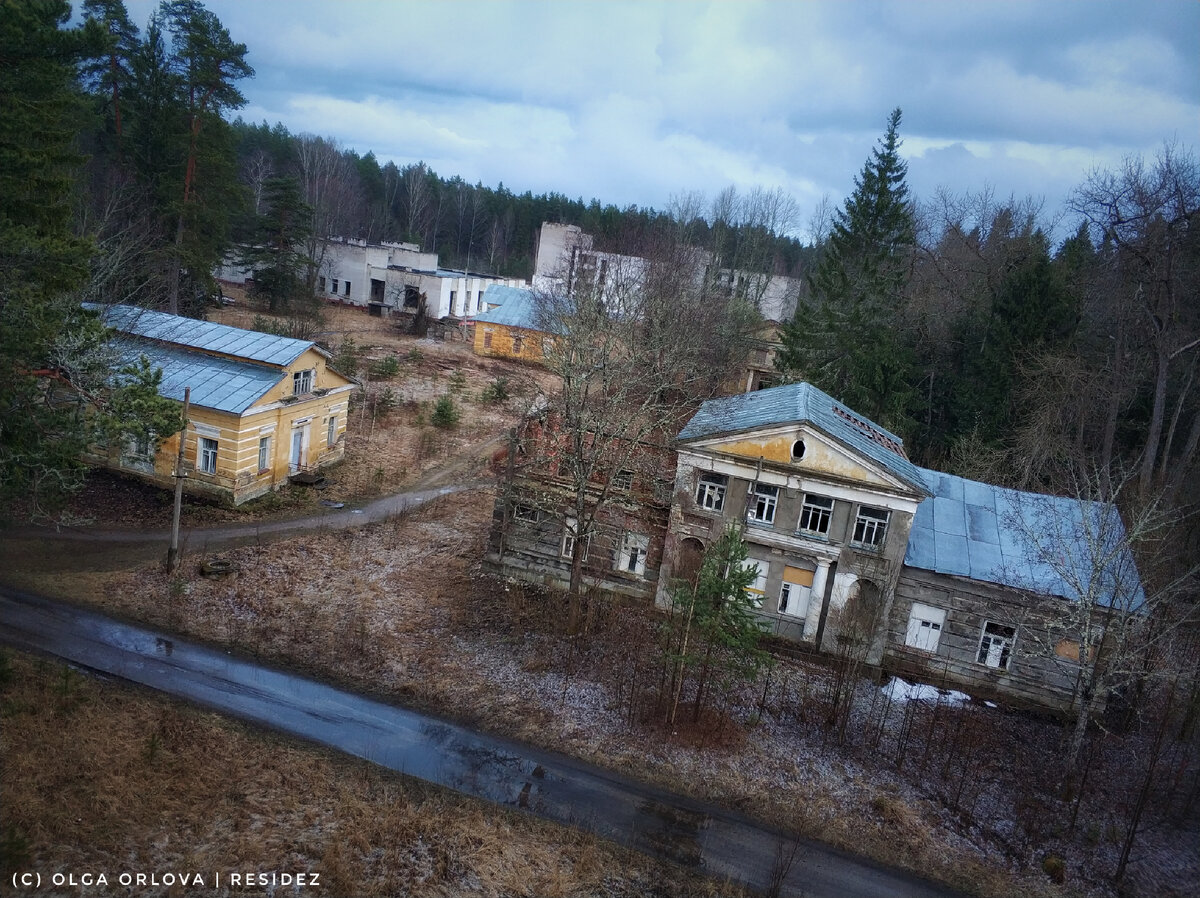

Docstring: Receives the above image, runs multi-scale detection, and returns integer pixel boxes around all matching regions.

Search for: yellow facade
[104,349,355,505]
[701,427,896,488]
[473,322,548,364]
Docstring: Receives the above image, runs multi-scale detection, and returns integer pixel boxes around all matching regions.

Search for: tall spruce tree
[239,176,315,312]
[777,108,917,433]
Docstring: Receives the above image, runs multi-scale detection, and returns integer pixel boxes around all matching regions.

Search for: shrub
[480,376,510,404]
[431,395,461,429]
[1042,855,1065,884]
[332,337,359,376]
[448,370,467,393]
[406,347,424,364]
[373,387,397,419]
[369,355,400,379]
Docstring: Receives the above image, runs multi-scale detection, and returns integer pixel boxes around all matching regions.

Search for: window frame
[561,517,591,560]
[852,505,890,548]
[617,532,649,576]
[612,469,634,492]
[331,278,339,294]
[198,437,218,475]
[293,368,314,396]
[512,334,525,354]
[257,436,271,473]
[327,415,337,447]
[798,493,834,536]
[904,602,946,654]
[977,621,1016,669]
[747,483,778,524]
[695,472,727,512]
[513,503,540,524]
[741,558,767,608]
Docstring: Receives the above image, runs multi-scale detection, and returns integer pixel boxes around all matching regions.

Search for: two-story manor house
[658,382,1143,712]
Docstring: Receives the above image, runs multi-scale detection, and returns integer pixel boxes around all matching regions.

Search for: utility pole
[167,388,190,572]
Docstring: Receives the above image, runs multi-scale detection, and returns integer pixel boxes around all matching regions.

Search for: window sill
[795,530,830,542]
[850,542,885,553]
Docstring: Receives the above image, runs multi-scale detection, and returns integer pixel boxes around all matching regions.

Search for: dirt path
[0,431,507,575]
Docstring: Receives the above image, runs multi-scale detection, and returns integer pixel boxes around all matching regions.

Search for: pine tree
[239,176,315,312]
[777,107,917,433]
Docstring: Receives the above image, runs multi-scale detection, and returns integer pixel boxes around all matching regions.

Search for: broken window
[695,472,727,511]
[561,517,590,560]
[344,280,351,297]
[198,437,218,475]
[904,603,945,653]
[319,276,327,292]
[513,504,539,523]
[747,483,777,524]
[482,329,493,349]
[512,334,525,354]
[778,566,814,618]
[612,469,633,491]
[617,532,649,576]
[799,494,834,536]
[293,369,314,395]
[852,506,889,548]
[977,622,1016,669]
[331,278,339,294]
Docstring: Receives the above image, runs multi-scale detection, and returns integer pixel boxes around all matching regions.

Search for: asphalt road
[0,588,963,898]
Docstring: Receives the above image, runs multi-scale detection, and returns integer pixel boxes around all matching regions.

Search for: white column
[803,558,831,641]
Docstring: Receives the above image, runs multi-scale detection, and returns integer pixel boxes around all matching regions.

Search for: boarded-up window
[483,329,493,349]
[741,559,768,607]
[905,603,945,653]
[1055,639,1092,663]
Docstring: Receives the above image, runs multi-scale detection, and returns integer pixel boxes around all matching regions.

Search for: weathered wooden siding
[885,568,1084,712]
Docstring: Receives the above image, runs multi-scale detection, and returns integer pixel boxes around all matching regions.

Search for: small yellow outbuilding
[472,286,551,365]
[89,304,356,505]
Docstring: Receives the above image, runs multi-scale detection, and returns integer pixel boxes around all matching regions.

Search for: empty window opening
[695,472,727,511]
[978,622,1016,669]
[293,369,314,395]
[799,494,834,536]
[618,533,649,576]
[852,506,890,548]
[748,483,778,524]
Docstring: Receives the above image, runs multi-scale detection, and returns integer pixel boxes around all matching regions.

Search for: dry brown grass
[0,650,745,898]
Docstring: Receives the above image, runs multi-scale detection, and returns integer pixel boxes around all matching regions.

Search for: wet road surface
[1,588,962,898]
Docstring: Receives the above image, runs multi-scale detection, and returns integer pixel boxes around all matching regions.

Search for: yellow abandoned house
[87,305,356,504]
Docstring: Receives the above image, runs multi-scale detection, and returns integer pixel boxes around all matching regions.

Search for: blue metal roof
[89,304,313,367]
[905,467,1145,610]
[109,339,283,415]
[676,382,928,493]
[473,286,546,330]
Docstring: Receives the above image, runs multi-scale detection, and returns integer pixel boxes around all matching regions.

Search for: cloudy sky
[125,0,1197,239]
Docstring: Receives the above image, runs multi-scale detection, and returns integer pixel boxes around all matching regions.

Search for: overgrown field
[0,650,744,898]
[12,492,1196,898]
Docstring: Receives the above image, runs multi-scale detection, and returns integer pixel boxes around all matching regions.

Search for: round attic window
[791,439,806,461]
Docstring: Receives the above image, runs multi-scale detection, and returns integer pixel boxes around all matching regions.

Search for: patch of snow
[882,677,971,706]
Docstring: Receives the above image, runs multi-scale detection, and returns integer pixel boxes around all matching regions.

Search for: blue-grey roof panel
[966,504,1000,544]
[88,304,311,367]
[473,287,551,331]
[932,496,967,536]
[676,382,928,493]
[933,531,971,577]
[905,466,1145,609]
[109,339,282,414]
[967,539,1004,582]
